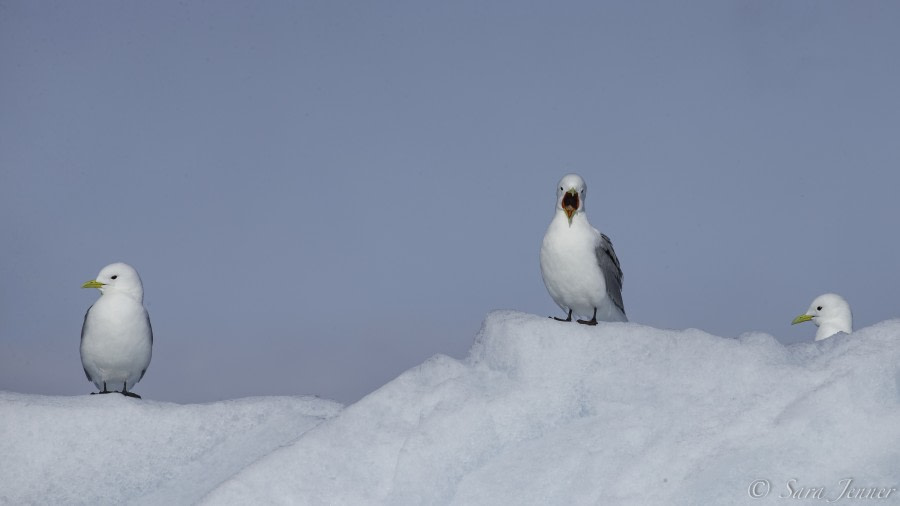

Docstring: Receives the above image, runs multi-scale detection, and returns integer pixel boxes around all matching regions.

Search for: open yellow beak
[82,280,104,289]
[562,189,579,222]
[791,314,813,325]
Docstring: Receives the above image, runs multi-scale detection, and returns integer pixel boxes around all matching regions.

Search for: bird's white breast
[540,214,608,319]
[81,294,152,389]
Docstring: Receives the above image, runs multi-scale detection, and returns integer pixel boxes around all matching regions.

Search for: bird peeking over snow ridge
[80,262,153,398]
[540,173,627,325]
[791,293,852,341]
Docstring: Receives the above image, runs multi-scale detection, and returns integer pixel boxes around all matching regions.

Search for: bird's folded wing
[596,233,625,314]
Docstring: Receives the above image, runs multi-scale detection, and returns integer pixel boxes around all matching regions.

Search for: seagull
[791,293,852,341]
[540,173,627,325]
[80,262,153,398]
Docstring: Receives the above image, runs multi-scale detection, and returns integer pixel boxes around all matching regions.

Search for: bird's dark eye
[560,187,563,191]
[816,306,822,311]
[111,275,118,280]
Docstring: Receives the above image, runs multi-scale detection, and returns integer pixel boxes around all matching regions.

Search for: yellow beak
[791,314,813,325]
[563,189,578,222]
[82,280,104,289]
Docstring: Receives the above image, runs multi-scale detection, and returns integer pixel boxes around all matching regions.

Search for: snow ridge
[204,311,900,505]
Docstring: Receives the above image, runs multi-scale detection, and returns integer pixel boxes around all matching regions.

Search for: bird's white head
[556,173,587,225]
[791,293,852,341]
[82,262,144,302]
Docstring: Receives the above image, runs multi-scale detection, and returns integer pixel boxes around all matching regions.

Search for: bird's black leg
[552,309,573,322]
[91,382,113,395]
[577,308,598,326]
[120,382,142,399]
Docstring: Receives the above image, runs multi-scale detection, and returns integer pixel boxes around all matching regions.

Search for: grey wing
[80,306,91,343]
[596,233,625,315]
[140,311,152,381]
[147,311,153,347]
[81,306,93,382]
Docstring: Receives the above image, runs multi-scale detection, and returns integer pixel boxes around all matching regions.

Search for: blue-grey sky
[2,1,899,404]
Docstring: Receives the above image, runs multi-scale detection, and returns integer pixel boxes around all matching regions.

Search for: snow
[3,311,900,505]
[0,394,341,505]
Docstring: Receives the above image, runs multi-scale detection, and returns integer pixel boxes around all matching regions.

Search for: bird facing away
[791,293,852,341]
[540,173,627,325]
[80,262,153,398]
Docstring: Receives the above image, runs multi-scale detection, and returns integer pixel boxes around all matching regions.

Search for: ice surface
[0,393,341,505]
[204,312,900,505]
[3,311,900,505]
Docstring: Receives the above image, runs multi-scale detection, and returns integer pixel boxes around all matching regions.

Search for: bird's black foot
[552,309,573,322]
[120,382,141,398]
[91,390,112,395]
[577,308,598,326]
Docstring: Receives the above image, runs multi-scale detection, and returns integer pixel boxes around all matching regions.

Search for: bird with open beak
[540,173,627,325]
